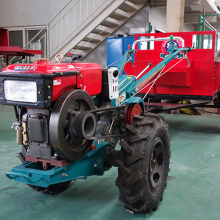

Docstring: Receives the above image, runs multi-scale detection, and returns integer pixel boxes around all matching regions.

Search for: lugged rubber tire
[116,113,170,214]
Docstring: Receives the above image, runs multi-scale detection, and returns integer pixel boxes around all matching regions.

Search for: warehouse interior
[0,0,220,219]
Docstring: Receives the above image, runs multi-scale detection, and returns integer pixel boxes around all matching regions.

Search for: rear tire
[116,113,170,214]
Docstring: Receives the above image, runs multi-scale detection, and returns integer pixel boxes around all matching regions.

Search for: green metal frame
[197,14,220,51]
[5,142,108,187]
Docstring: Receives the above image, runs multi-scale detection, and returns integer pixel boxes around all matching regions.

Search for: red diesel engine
[0,59,103,162]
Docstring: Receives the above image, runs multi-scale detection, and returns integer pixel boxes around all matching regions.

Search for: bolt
[152,159,156,164]
[150,168,153,173]
[1,88,3,92]
[80,84,82,87]
[80,75,82,78]
[38,91,41,94]
[62,173,68,178]
[48,85,51,89]
[48,96,51,99]
[94,163,98,168]
[60,72,63,75]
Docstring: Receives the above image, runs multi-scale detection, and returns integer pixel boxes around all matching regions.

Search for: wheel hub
[150,137,165,189]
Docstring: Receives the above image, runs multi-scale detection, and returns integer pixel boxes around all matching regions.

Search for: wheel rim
[150,137,165,189]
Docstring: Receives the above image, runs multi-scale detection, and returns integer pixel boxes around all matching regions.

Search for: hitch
[5,142,108,187]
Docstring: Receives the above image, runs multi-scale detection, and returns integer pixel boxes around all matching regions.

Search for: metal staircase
[23,0,146,63]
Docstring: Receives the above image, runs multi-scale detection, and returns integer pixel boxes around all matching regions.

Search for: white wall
[150,7,167,32]
[0,0,70,28]
[150,7,196,33]
[184,24,196,32]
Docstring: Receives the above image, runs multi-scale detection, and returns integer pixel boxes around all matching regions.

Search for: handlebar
[132,36,185,50]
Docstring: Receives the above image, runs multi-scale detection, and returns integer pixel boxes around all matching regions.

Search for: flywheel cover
[49,90,96,161]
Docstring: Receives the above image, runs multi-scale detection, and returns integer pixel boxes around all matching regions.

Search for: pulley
[49,90,96,161]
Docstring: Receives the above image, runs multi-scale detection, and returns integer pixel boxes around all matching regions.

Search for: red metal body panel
[125,31,219,98]
[214,62,220,91]
[2,61,102,101]
[52,75,77,101]
[0,46,43,56]
[0,28,9,46]
[74,62,102,96]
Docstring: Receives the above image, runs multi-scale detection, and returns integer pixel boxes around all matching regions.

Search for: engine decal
[116,92,126,106]
[53,79,61,85]
[14,66,37,71]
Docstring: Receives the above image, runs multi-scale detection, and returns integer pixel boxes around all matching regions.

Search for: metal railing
[23,0,109,59]
[197,14,220,51]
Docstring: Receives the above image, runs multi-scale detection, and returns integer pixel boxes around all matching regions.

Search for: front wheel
[116,113,170,214]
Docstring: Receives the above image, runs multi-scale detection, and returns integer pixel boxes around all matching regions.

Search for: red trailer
[124,31,220,110]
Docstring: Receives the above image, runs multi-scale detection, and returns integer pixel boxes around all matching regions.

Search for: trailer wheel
[116,113,170,214]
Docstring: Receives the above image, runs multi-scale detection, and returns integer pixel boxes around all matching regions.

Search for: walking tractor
[0,31,219,214]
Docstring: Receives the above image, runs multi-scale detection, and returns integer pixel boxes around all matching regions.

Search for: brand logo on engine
[14,66,37,71]
[53,79,61,86]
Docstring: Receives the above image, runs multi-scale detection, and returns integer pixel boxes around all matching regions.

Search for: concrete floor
[0,105,220,220]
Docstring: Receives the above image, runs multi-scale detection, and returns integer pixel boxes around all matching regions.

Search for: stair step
[73,41,98,51]
[120,0,143,11]
[93,25,114,35]
[83,33,107,43]
[101,17,125,27]
[128,0,146,4]
[110,8,130,19]
[70,49,91,57]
